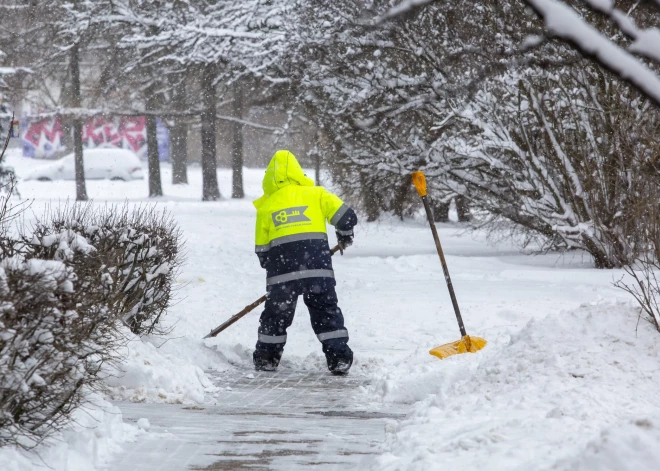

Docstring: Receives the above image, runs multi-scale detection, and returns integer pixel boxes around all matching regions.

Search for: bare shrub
[0,126,18,198]
[614,181,660,332]
[615,257,660,332]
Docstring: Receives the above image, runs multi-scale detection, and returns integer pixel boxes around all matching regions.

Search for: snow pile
[557,416,660,471]
[104,337,219,404]
[0,393,139,471]
[371,303,660,470]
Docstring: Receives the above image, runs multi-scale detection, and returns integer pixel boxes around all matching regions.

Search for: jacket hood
[253,150,314,208]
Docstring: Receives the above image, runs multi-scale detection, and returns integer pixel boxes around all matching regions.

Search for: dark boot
[253,350,280,372]
[326,350,353,376]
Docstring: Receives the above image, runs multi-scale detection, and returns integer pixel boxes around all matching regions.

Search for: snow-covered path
[109,368,404,470]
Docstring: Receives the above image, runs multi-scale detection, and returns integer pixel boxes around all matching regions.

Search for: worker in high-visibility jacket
[253,150,358,375]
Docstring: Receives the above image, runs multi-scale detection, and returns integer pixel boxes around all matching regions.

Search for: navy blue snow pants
[254,280,352,367]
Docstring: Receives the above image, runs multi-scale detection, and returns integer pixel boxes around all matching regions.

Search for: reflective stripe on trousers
[258,333,287,344]
[317,329,348,342]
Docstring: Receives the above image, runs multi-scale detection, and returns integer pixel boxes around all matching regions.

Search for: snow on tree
[441,66,660,268]
[525,0,660,105]
[109,0,292,201]
[383,0,660,106]
[0,0,115,200]
[63,0,168,197]
[293,0,553,218]
[294,0,660,267]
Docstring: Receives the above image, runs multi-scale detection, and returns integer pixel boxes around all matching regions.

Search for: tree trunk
[60,118,72,158]
[70,43,87,201]
[170,122,188,184]
[392,175,412,220]
[455,195,472,222]
[231,84,244,199]
[360,173,380,222]
[146,110,163,197]
[315,152,321,186]
[314,131,327,186]
[201,65,221,201]
[432,199,450,223]
[171,80,188,184]
[583,237,616,269]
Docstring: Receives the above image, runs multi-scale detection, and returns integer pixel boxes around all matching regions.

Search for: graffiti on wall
[22,116,169,160]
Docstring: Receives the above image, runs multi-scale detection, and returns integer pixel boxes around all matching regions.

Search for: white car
[25,148,144,181]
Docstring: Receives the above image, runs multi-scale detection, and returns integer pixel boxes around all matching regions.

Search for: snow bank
[557,415,660,471]
[0,393,139,471]
[371,303,660,470]
[104,336,220,404]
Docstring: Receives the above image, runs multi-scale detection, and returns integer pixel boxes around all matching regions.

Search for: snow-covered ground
[2,150,659,470]
[1,394,140,471]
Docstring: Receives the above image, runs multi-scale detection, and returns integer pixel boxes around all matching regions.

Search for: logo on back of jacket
[272,206,311,228]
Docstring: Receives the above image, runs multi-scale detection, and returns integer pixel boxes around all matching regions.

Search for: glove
[336,231,353,255]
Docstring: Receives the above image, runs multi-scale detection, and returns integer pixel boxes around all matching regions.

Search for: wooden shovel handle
[412,171,468,338]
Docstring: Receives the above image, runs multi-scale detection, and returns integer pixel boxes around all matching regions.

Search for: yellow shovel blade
[429,335,487,360]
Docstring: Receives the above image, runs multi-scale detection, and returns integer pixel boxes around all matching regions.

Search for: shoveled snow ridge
[371,303,660,471]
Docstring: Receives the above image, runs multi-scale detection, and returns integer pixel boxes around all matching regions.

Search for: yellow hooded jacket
[254,150,356,287]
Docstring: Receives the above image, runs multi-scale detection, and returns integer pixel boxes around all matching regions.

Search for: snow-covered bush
[0,156,122,447]
[0,258,121,448]
[442,66,660,268]
[0,201,182,447]
[24,204,183,335]
[295,1,660,267]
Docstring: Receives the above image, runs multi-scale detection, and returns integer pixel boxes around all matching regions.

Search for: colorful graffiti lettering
[22,116,169,161]
[22,118,64,158]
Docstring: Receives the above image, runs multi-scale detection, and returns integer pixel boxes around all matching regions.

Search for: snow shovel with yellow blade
[411,171,487,360]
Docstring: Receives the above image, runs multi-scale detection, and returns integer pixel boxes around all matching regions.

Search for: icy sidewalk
[107,366,405,470]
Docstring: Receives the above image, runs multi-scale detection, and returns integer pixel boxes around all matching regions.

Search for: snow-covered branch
[526,0,660,106]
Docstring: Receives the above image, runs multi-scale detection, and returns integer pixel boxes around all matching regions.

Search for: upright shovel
[411,171,487,360]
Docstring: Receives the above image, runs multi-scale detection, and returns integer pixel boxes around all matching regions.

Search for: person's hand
[336,232,353,255]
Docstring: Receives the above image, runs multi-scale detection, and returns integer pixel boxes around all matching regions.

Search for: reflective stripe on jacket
[253,150,357,286]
